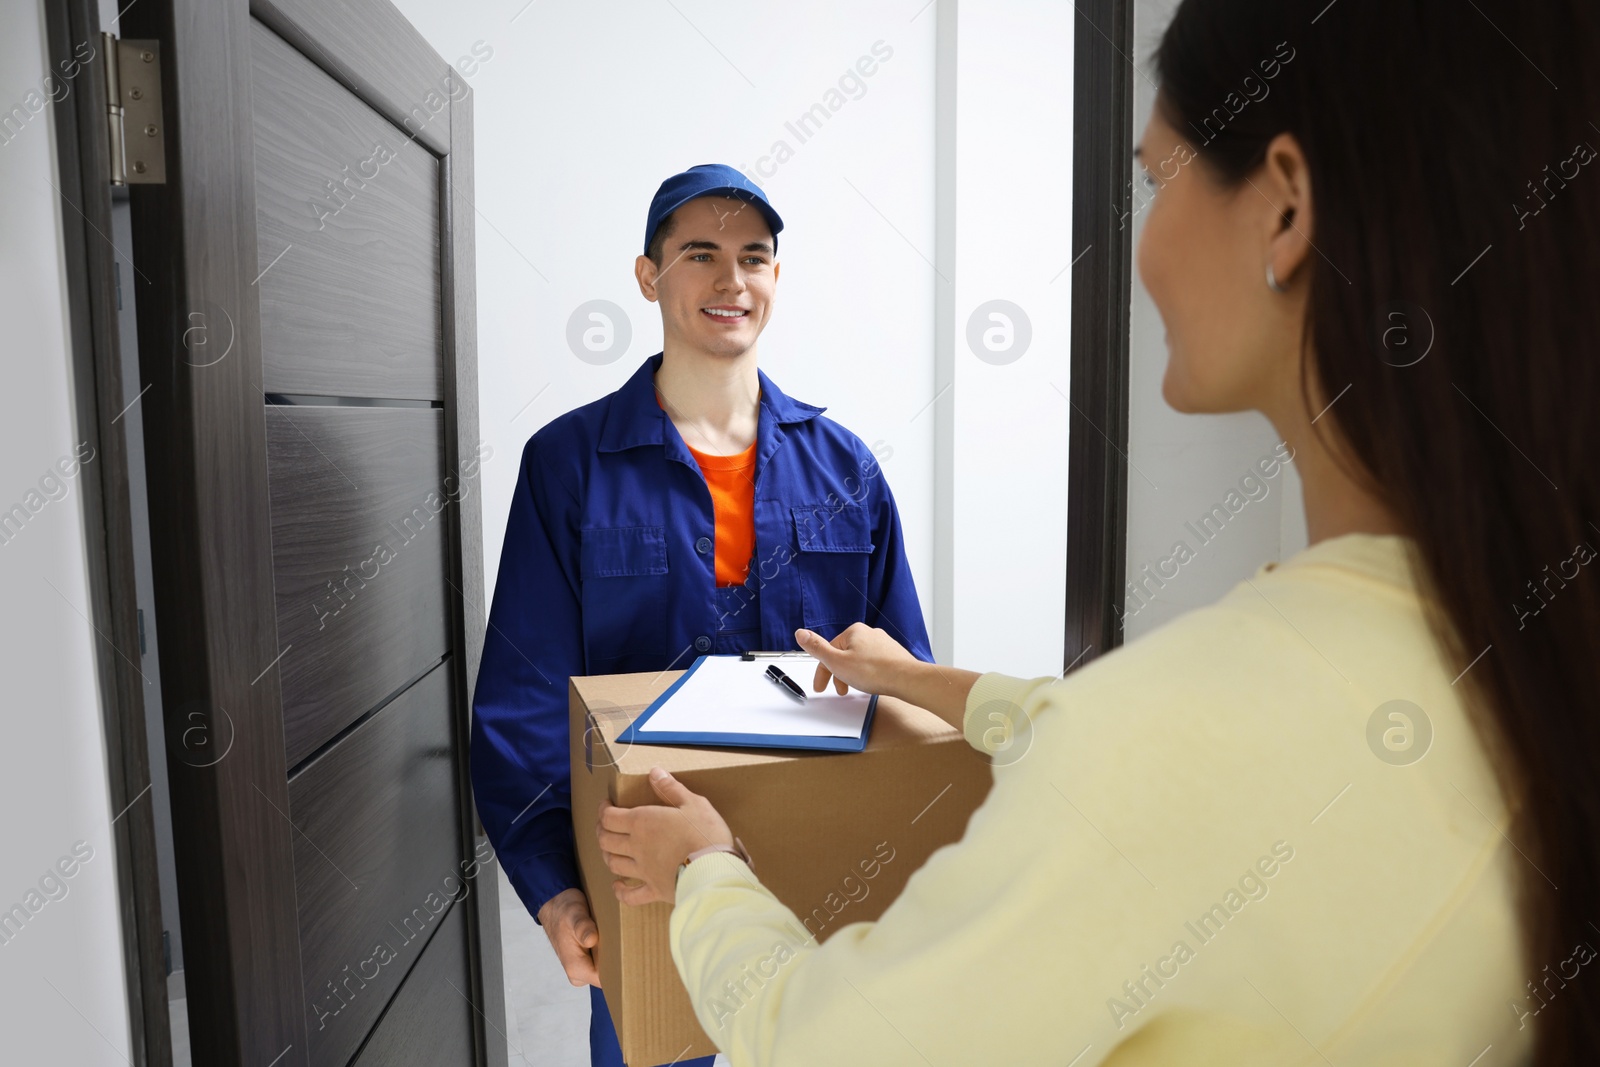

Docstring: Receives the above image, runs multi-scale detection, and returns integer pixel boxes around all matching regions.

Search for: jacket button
[695,536,712,555]
[695,635,712,652]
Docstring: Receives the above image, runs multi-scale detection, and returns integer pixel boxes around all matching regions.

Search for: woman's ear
[1261,132,1314,288]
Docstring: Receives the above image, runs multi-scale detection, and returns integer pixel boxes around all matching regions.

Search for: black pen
[764,664,808,703]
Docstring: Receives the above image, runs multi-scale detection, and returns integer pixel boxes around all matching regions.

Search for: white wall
[941,1,1073,675]
[0,1,134,1061]
[392,0,1075,678]
[1121,0,1307,642]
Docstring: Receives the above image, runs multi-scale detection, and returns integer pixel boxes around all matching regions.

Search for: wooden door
[121,0,505,1063]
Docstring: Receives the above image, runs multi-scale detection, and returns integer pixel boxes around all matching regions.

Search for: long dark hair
[1155,0,1600,1060]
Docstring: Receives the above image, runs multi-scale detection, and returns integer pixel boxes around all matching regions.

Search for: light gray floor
[169,971,189,1067]
[496,866,729,1067]
[497,864,589,1065]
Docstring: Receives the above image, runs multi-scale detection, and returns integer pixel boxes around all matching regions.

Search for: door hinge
[100,33,166,186]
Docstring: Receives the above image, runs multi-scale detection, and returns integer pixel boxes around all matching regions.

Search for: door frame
[50,0,507,1062]
[45,2,172,1063]
[1065,0,1135,671]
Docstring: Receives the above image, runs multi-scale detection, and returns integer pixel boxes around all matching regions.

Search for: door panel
[124,0,503,1063]
[289,661,462,1066]
[251,20,443,401]
[350,905,475,1067]
[255,0,451,155]
[264,404,450,767]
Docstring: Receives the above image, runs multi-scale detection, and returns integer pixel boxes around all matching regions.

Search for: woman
[596,0,1600,1061]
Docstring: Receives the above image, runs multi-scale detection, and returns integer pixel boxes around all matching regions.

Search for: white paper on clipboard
[635,654,872,739]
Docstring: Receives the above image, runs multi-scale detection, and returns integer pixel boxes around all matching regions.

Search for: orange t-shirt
[684,438,758,586]
[655,393,758,586]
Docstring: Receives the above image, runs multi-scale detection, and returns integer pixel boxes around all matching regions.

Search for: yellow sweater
[669,534,1536,1065]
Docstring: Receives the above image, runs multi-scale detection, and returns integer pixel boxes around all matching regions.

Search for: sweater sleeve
[961,672,1056,754]
[668,671,1133,1066]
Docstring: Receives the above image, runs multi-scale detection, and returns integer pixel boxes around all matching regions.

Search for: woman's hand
[597,767,735,906]
[795,623,919,698]
[796,624,984,731]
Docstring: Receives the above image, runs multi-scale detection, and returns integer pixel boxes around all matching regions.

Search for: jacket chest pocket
[579,525,669,663]
[791,505,872,639]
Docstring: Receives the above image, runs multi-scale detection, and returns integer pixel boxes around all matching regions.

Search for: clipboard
[617,653,878,752]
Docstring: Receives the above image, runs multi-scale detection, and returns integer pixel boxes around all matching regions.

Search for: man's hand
[537,888,601,987]
[597,768,734,906]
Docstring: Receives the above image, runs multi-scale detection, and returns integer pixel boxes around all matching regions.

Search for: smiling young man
[470,164,932,1067]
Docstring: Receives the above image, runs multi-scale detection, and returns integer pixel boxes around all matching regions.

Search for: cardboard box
[569,670,995,1067]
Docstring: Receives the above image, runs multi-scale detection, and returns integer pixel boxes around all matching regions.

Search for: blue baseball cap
[643,164,784,257]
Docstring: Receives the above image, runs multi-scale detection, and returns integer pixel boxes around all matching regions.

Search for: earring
[1266,262,1289,293]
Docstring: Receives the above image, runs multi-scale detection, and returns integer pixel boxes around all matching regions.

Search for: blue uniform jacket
[471,352,933,920]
